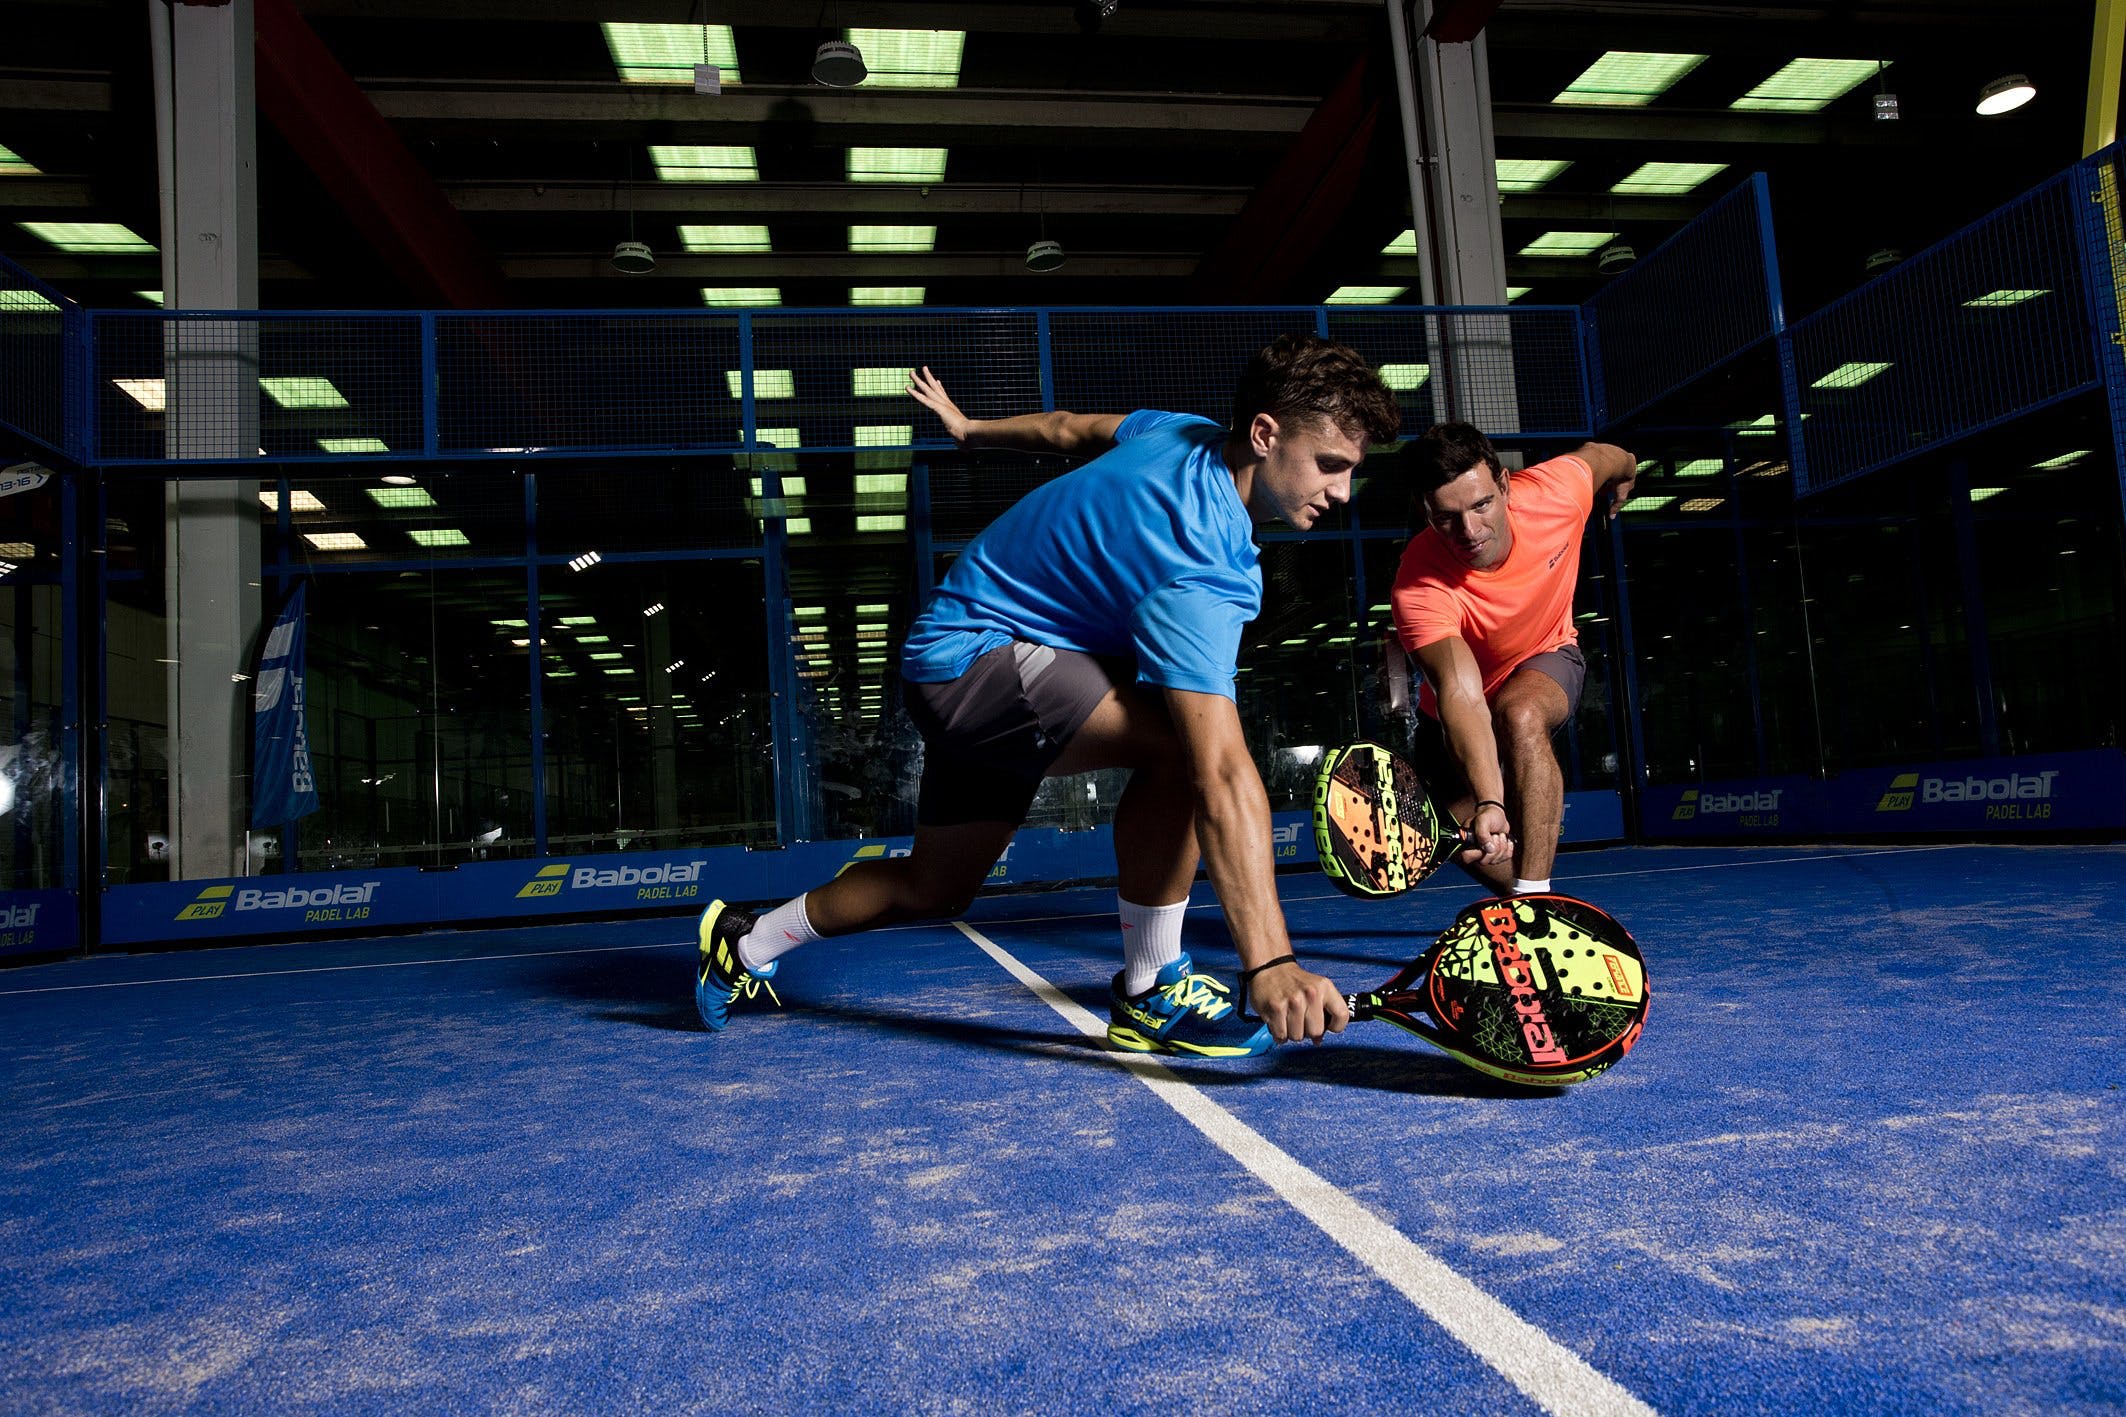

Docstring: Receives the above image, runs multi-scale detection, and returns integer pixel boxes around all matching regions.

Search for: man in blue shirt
[697,336,1402,1056]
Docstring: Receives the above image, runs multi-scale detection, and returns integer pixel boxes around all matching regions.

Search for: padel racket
[1312,740,1471,899]
[1348,894,1648,1086]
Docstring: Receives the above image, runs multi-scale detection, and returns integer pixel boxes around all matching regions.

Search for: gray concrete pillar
[152,0,264,877]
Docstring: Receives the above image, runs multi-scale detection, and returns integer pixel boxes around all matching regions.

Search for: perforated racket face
[1420,895,1648,1085]
[1312,742,1453,899]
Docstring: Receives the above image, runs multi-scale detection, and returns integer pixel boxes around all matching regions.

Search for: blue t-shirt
[901,411,1260,699]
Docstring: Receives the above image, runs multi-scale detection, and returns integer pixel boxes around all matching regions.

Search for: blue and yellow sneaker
[695,899,781,1032]
[1106,954,1273,1058]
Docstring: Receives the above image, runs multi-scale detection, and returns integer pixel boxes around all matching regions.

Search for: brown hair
[1403,421,1504,496]
[1230,334,1402,447]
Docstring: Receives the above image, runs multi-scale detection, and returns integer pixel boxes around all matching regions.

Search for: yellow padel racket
[1312,740,1469,899]
[1350,894,1649,1086]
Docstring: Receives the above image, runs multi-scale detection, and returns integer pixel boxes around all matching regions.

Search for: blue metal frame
[523,473,548,855]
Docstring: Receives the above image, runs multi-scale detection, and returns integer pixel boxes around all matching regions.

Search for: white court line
[954,919,1658,1417]
[0,940,675,998]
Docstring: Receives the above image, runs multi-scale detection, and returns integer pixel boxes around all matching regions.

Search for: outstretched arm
[908,366,1125,456]
[1410,636,1514,865]
[1163,687,1348,1044]
[1572,440,1639,522]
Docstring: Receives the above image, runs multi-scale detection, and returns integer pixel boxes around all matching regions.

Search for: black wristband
[1474,799,1507,815]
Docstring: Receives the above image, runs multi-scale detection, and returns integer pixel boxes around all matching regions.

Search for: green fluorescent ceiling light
[1674,458,1724,478]
[1379,363,1430,391]
[847,148,948,183]
[1678,497,1726,512]
[754,427,802,453]
[491,618,528,628]
[603,22,740,84]
[257,489,327,513]
[366,486,436,508]
[850,224,936,252]
[1382,230,1419,255]
[319,437,389,453]
[1554,52,1707,107]
[408,528,470,547]
[856,516,906,533]
[558,616,597,626]
[1963,288,2049,307]
[854,425,912,447]
[136,290,164,305]
[1811,361,1891,389]
[856,473,909,494]
[784,517,813,535]
[304,532,366,551]
[651,145,758,182]
[576,635,611,644]
[0,143,40,176]
[852,367,912,397]
[1326,286,1407,304]
[18,221,154,253]
[1495,159,1570,192]
[261,377,349,409]
[589,652,624,661]
[2031,450,2090,470]
[855,602,889,613]
[725,369,795,398]
[1732,58,1883,113]
[679,225,771,253]
[852,287,924,305]
[0,290,59,312]
[1968,487,2009,502]
[1622,495,1678,512]
[1611,161,1729,195]
[847,29,965,88]
[1519,231,1616,255]
[748,477,809,496]
[1506,286,1533,301]
[702,288,779,307]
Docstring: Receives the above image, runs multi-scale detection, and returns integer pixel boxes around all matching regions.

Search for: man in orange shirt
[1391,422,1637,896]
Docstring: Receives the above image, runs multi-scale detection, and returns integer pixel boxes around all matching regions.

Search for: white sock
[738,894,820,972]
[1512,877,1553,895]
[1119,896,1188,995]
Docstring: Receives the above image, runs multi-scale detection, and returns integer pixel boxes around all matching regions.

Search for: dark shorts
[903,642,1129,827]
[1412,642,1586,801]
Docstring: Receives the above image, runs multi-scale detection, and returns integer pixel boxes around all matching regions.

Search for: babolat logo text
[1921,769,2059,804]
[234,882,380,911]
[1698,789,1783,814]
[0,903,41,929]
[568,861,707,889]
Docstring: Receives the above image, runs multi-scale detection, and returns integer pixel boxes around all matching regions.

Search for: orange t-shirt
[1392,453,1593,716]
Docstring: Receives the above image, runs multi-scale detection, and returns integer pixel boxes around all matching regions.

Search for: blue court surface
[2,844,2121,1414]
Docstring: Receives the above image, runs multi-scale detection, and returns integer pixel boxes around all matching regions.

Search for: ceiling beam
[287,0,1382,43]
[365,84,1315,139]
[498,254,1199,279]
[447,181,1248,217]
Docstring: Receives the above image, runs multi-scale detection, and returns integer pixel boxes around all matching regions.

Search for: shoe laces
[727,971,781,1008]
[1158,972,1232,1020]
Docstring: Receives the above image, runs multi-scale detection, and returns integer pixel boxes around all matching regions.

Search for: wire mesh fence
[1325,306,1589,438]
[93,312,425,464]
[0,255,74,459]
[1585,176,1777,428]
[1791,169,2098,495]
[2075,144,2126,516]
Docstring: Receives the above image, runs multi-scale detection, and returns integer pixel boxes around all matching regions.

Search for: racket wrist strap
[1236,954,1299,1019]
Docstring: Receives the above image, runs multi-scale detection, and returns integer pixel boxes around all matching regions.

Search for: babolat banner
[103,798,1626,948]
[0,889,78,957]
[1645,749,2126,839]
[250,581,320,829]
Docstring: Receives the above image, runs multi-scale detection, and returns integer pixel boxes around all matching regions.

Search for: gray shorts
[903,642,1129,826]
[1412,642,1586,801]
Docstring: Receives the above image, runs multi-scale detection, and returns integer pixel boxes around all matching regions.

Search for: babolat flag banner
[251,581,320,828]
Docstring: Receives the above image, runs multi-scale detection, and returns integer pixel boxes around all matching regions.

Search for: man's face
[1423,462,1512,569]
[1248,415,1363,530]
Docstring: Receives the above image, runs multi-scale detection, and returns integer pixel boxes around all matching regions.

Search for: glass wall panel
[539,558,774,853]
[1238,539,1365,812]
[291,567,535,868]
[0,475,65,889]
[104,481,169,884]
